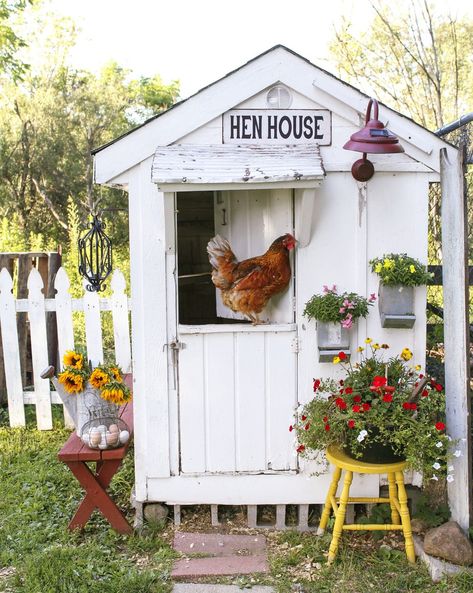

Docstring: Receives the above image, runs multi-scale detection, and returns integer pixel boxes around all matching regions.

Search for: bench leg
[66,460,132,534]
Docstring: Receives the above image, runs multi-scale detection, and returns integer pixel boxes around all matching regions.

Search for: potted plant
[303,285,376,361]
[291,340,455,481]
[369,254,432,328]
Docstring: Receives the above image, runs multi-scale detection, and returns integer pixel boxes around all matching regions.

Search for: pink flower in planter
[341,313,353,329]
[339,307,346,313]
[369,293,377,302]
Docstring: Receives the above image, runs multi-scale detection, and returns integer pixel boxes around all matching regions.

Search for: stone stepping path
[173,586,275,593]
[172,532,269,579]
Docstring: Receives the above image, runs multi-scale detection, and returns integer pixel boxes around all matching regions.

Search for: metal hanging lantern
[78,215,112,292]
[343,98,404,182]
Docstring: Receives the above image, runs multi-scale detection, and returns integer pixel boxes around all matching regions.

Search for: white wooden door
[177,188,297,475]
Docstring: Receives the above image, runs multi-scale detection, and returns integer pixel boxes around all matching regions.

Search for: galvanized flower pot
[317,321,351,362]
[378,283,415,329]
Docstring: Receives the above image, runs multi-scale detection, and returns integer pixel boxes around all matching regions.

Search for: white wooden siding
[178,327,297,474]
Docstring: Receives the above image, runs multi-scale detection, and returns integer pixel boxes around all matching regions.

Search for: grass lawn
[1,411,473,593]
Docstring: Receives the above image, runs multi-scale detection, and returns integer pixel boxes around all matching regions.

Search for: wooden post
[46,251,62,368]
[17,254,32,386]
[441,146,471,530]
[0,255,14,404]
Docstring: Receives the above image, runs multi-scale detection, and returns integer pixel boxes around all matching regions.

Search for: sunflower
[63,351,83,370]
[100,380,132,405]
[90,368,111,389]
[401,347,413,361]
[58,371,84,394]
[110,366,123,382]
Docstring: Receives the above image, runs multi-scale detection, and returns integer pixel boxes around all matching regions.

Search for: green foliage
[370,253,433,286]
[293,341,452,480]
[413,493,450,528]
[330,1,473,130]
[0,0,33,80]
[303,286,375,325]
[0,427,175,593]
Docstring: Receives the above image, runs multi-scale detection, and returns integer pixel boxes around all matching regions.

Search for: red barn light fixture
[343,98,404,182]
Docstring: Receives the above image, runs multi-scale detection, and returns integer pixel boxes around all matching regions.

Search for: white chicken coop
[93,46,465,527]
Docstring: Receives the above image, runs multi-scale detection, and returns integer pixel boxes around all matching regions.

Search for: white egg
[97,424,107,434]
[119,430,130,445]
[89,428,101,447]
[81,433,90,446]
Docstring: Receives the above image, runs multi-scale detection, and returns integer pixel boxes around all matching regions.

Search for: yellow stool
[318,446,415,564]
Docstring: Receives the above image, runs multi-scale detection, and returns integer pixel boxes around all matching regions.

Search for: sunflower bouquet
[58,350,132,405]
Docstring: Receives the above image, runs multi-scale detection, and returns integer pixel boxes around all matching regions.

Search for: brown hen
[207,233,296,324]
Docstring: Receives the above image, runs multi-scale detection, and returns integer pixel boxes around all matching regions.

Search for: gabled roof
[94,45,455,184]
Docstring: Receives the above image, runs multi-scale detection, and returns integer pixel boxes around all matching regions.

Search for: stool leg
[328,470,352,564]
[387,472,401,525]
[317,466,342,535]
[395,471,416,564]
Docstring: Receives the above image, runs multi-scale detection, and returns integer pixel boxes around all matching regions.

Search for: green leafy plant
[370,253,433,286]
[291,340,455,481]
[303,285,376,329]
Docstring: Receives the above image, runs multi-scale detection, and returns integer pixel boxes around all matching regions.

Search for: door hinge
[290,338,300,353]
[169,339,185,351]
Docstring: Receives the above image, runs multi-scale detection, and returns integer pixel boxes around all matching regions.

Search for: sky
[47,0,473,99]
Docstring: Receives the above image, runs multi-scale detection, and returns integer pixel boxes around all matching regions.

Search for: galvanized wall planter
[378,284,415,328]
[317,321,351,362]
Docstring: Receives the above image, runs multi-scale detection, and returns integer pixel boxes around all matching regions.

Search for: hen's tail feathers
[207,235,237,269]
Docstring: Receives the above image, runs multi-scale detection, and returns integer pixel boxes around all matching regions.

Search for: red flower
[296,444,305,453]
[362,403,371,412]
[289,425,294,432]
[301,415,307,421]
[344,387,353,395]
[313,379,321,392]
[347,419,355,429]
[435,422,446,431]
[435,383,443,392]
[384,386,396,393]
[410,403,417,411]
[419,374,424,379]
[335,397,347,410]
[372,376,387,388]
[352,405,361,413]
[324,424,330,431]
[402,402,411,410]
[323,416,328,422]
[353,395,362,403]
[383,393,393,403]
[304,422,310,430]
[338,351,347,361]
[421,389,429,397]
[339,380,344,386]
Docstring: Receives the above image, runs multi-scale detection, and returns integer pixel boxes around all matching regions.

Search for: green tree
[330,0,473,130]
[0,9,179,250]
[0,0,34,80]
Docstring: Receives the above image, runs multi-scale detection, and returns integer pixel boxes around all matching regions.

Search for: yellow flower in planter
[90,368,111,389]
[58,371,84,394]
[63,351,83,370]
[383,258,395,270]
[375,263,383,273]
[401,348,413,361]
[409,264,416,273]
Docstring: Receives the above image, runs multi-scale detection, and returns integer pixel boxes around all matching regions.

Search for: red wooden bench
[58,398,134,534]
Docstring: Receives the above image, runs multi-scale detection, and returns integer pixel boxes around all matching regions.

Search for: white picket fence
[0,266,131,430]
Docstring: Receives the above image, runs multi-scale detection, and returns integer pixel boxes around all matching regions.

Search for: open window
[176,188,294,325]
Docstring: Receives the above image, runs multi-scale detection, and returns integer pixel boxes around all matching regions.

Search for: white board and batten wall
[93,46,464,511]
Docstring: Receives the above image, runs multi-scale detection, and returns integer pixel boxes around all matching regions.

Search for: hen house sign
[223,109,331,144]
